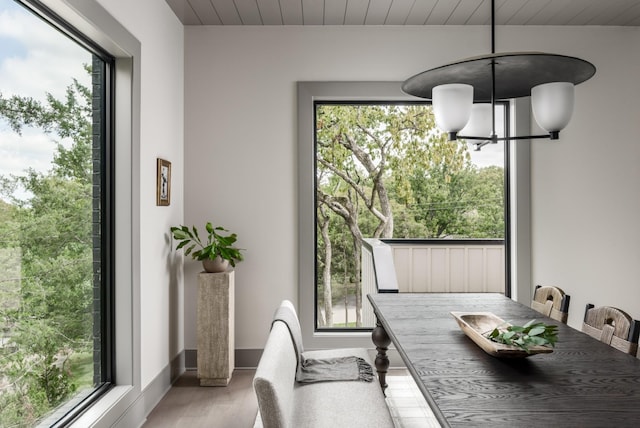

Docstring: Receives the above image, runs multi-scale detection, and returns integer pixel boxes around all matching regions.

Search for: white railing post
[362,239,399,328]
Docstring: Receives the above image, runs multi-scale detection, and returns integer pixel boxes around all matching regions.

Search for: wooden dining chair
[582,304,640,355]
[531,285,570,323]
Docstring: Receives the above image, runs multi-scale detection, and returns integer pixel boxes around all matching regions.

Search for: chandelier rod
[400,0,596,147]
[491,0,496,143]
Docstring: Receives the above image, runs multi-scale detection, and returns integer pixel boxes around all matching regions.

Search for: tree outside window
[0,0,112,425]
[315,103,505,328]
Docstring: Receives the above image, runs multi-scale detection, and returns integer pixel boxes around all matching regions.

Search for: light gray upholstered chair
[531,285,570,323]
[582,304,640,355]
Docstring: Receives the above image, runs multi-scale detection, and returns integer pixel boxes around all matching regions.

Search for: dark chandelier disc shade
[401,52,596,103]
[400,1,596,147]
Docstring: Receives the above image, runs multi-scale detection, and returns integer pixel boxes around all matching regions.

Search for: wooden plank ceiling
[165,0,640,26]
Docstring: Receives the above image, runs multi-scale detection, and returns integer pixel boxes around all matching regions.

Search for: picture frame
[156,158,171,206]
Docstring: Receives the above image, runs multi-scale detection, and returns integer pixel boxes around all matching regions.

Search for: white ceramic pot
[202,256,229,273]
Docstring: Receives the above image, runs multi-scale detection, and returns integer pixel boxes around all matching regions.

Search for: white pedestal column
[197,270,235,386]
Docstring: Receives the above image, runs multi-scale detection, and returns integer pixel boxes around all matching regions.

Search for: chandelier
[401,0,596,150]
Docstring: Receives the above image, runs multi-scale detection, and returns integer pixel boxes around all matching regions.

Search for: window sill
[70,385,134,428]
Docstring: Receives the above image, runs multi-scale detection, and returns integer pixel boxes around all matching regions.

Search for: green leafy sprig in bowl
[486,320,558,353]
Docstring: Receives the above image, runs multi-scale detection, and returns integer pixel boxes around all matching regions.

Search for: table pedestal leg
[372,318,391,394]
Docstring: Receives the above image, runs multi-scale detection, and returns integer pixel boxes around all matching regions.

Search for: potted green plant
[170,222,244,273]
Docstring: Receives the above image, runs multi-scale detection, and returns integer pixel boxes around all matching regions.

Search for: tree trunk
[344,214,363,327]
[318,193,365,328]
[353,236,362,327]
[319,208,333,327]
[376,179,394,238]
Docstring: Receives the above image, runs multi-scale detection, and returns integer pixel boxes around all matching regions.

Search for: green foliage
[0,70,95,425]
[487,320,559,352]
[0,74,91,140]
[399,164,504,238]
[315,104,504,241]
[316,104,454,240]
[1,315,80,426]
[0,356,51,427]
[170,222,244,266]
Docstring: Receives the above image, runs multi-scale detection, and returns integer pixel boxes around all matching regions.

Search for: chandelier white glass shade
[460,103,493,139]
[531,82,575,139]
[432,84,473,138]
[401,0,595,147]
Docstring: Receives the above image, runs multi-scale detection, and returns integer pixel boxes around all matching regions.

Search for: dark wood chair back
[531,285,570,323]
[582,304,640,355]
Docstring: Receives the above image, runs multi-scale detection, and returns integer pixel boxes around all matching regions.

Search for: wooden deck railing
[361,238,505,327]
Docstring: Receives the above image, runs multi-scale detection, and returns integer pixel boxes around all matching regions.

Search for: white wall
[96,0,184,389]
[184,25,489,350]
[185,24,640,350]
[525,27,640,329]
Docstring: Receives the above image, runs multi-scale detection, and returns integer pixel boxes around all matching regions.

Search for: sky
[468,140,504,168]
[466,104,505,168]
[0,0,91,185]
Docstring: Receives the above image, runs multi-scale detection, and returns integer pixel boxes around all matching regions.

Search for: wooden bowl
[451,311,554,358]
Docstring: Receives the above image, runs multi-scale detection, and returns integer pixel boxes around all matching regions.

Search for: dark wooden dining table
[368,292,640,428]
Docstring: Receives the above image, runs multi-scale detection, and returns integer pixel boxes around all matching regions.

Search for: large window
[299,83,532,350]
[314,101,506,330]
[0,0,113,425]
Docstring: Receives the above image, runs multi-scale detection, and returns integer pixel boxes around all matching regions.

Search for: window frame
[10,1,117,425]
[298,82,432,349]
[314,99,443,333]
[298,82,526,349]
[26,1,142,426]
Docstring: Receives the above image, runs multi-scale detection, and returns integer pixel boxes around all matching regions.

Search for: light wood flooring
[143,369,440,428]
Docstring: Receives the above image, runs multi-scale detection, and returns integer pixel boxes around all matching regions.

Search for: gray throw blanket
[296,355,374,383]
[272,304,374,383]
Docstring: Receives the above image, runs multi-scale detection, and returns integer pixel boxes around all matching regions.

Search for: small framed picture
[156,158,171,206]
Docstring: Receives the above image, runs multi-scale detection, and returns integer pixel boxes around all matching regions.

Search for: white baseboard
[110,351,185,428]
